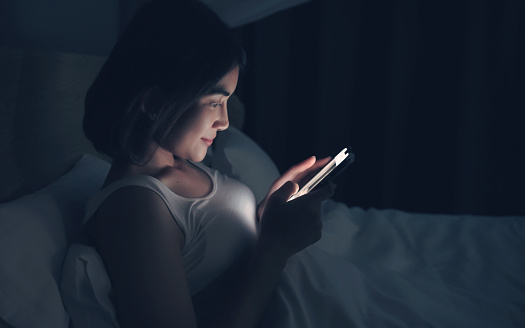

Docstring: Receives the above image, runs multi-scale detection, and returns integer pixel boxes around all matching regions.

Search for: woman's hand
[220,175,333,328]
[257,179,335,260]
[257,156,332,220]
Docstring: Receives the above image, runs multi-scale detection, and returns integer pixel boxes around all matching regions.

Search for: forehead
[211,66,239,96]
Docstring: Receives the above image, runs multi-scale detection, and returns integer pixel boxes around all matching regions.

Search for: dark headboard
[0,46,106,203]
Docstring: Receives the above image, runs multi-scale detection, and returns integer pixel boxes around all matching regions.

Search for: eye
[209,102,221,109]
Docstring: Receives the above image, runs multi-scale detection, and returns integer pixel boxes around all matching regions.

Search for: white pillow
[0,154,110,328]
[61,244,119,328]
[211,126,281,203]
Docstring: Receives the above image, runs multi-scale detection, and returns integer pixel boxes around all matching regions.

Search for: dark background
[1,0,523,216]
[235,0,525,216]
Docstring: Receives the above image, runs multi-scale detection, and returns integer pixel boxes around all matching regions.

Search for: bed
[0,45,524,328]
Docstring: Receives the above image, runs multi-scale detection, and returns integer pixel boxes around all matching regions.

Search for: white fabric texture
[60,244,119,328]
[261,202,525,328]
[0,154,109,328]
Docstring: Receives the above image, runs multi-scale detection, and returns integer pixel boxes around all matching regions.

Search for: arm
[88,186,199,328]
[89,166,333,328]
[208,156,336,327]
[214,180,335,328]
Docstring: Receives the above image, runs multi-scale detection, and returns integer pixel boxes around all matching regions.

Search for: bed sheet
[262,200,525,328]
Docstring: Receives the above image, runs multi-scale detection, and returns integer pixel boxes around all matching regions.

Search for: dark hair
[83,0,246,164]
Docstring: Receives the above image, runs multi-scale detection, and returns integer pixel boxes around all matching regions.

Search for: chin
[190,151,207,163]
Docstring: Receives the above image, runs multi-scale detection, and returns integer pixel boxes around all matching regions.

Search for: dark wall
[0,0,124,56]
[237,0,525,216]
[2,0,523,215]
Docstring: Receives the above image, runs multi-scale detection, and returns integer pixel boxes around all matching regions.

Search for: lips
[201,138,214,147]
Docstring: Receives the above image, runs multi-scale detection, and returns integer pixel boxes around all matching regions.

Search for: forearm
[204,179,332,328]
[207,240,288,328]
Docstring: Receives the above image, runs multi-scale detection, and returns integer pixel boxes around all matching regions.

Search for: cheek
[184,107,216,134]
[163,114,203,147]
[163,105,214,142]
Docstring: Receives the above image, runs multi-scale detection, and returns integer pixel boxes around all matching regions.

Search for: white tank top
[83,161,259,298]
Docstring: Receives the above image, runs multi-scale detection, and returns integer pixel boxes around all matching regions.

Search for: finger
[281,156,316,180]
[313,156,332,168]
[256,199,267,220]
[293,156,333,184]
[269,180,300,204]
[267,157,315,195]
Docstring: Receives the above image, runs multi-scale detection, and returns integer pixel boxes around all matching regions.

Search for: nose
[214,104,229,131]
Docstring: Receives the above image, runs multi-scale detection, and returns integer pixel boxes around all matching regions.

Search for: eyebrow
[205,87,231,97]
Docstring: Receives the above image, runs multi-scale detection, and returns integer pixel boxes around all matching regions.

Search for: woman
[80,0,334,327]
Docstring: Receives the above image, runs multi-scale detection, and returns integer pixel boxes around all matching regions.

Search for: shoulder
[83,185,196,327]
[87,184,185,249]
[98,183,166,214]
[96,184,169,223]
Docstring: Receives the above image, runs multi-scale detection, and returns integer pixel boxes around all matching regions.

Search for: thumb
[269,181,299,204]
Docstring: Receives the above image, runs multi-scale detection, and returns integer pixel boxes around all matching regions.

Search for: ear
[140,86,162,120]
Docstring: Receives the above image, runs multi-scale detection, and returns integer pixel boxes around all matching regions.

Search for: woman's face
[161,66,239,162]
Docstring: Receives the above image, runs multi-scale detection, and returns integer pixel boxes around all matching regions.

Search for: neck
[103,151,185,187]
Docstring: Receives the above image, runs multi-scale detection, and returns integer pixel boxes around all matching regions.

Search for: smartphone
[288,147,355,201]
